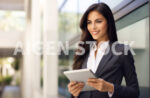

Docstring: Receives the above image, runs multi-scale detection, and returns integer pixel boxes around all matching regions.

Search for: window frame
[113,0,149,20]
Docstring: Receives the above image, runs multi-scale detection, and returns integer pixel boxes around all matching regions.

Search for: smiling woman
[67,3,139,98]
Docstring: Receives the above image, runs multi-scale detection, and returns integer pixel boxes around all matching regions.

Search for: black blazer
[73,42,139,98]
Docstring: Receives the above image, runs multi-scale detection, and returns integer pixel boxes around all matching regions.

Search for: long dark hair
[73,3,118,69]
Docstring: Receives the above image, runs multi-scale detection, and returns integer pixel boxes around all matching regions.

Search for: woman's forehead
[87,11,105,20]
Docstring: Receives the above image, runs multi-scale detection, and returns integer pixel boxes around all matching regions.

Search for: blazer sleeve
[112,50,140,98]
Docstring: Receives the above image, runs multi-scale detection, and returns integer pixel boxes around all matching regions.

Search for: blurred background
[0,0,149,98]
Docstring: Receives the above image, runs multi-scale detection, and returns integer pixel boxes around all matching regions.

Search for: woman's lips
[91,31,99,35]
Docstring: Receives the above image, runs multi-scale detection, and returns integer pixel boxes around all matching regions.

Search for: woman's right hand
[68,81,84,97]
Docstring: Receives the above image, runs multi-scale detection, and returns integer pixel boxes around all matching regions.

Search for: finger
[87,82,105,92]
[68,82,78,92]
[98,78,104,82]
[87,78,98,83]
[87,82,99,88]
[88,78,97,81]
[72,85,83,94]
[70,81,77,86]
[68,81,77,88]
[78,82,84,86]
[87,81,96,86]
[72,85,84,96]
[71,83,84,92]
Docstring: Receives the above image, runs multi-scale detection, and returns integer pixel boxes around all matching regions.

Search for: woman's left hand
[87,78,114,93]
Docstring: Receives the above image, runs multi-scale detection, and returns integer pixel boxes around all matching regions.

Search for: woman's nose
[92,23,97,30]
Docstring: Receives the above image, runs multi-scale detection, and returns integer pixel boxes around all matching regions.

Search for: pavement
[1,86,21,98]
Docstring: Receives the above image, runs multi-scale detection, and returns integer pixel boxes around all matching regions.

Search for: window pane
[100,0,124,9]
[0,10,26,32]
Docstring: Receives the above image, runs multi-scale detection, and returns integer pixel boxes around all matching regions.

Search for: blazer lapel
[95,42,113,77]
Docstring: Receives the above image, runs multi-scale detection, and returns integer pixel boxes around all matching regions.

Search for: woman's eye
[87,21,91,24]
[96,20,102,23]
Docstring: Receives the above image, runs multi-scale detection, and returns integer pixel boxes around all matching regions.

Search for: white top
[87,41,113,97]
[87,41,109,73]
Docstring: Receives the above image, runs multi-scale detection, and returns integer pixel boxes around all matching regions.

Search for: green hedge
[0,76,13,85]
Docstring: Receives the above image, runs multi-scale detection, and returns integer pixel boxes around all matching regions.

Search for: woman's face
[87,10,108,43]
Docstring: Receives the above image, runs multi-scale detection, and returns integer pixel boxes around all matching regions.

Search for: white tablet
[64,69,97,91]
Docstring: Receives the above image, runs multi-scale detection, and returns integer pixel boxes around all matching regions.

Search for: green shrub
[0,76,2,85]
[12,59,19,71]
[3,76,12,85]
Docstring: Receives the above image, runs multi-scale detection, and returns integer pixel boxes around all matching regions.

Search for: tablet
[64,69,97,91]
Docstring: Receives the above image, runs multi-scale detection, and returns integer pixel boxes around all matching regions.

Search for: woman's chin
[92,37,99,41]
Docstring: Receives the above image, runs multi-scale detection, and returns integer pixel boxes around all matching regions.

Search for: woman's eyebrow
[87,18,103,21]
[87,19,91,21]
[96,18,103,20]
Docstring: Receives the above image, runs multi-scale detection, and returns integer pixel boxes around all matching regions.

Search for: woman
[67,3,139,98]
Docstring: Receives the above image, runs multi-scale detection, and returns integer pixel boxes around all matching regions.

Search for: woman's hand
[68,81,84,97]
[87,78,114,93]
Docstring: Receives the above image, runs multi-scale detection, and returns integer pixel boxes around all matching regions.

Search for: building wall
[116,3,149,98]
